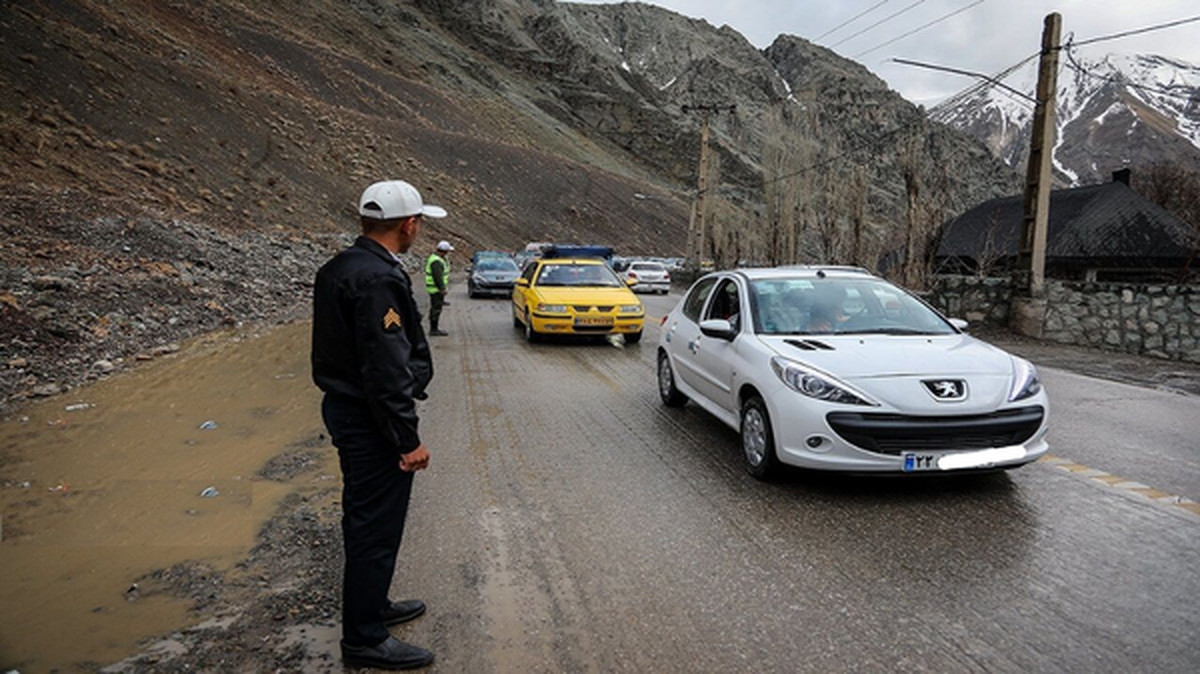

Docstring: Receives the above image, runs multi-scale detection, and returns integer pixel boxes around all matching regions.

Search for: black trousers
[428,291,445,331]
[322,394,416,647]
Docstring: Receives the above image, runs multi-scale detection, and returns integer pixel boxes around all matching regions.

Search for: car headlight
[619,304,642,314]
[770,357,875,406]
[537,303,568,313]
[1009,358,1042,401]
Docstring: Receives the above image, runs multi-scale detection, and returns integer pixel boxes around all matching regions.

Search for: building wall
[924,275,1200,363]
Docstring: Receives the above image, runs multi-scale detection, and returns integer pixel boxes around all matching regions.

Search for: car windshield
[477,259,518,272]
[749,277,955,336]
[536,263,623,287]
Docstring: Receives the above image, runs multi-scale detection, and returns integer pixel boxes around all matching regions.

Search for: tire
[512,305,523,329]
[625,330,643,345]
[524,309,541,343]
[740,395,780,480]
[468,282,477,298]
[657,350,687,407]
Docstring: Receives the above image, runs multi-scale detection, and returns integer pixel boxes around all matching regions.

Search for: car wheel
[740,396,780,480]
[625,330,642,345]
[524,309,541,343]
[468,282,478,298]
[513,305,523,329]
[657,351,687,407]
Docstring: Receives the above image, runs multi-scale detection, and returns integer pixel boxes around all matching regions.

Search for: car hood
[476,271,517,281]
[533,286,638,305]
[759,334,1020,414]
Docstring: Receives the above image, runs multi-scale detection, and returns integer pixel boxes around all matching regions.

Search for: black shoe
[430,329,449,336]
[341,636,434,670]
[383,599,426,626]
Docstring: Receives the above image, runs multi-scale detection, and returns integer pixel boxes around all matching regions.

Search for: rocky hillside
[0,0,1017,408]
[416,1,1019,258]
[931,52,1200,186]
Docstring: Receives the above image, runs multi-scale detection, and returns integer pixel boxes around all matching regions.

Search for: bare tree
[1134,162,1200,280]
[975,210,1006,278]
[899,133,922,287]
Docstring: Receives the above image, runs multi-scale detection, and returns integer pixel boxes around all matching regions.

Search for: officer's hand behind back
[400,444,431,472]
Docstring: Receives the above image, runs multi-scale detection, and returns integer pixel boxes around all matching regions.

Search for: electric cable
[829,0,927,49]
[1068,14,1200,48]
[814,1,891,42]
[1063,39,1200,103]
[855,1,986,58]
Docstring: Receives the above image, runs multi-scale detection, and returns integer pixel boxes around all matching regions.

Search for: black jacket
[312,237,433,453]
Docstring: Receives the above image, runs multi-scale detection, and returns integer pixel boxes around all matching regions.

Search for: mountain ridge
[931,51,1200,186]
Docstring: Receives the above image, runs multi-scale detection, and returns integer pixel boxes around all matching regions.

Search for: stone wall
[924,276,1012,325]
[924,275,1200,363]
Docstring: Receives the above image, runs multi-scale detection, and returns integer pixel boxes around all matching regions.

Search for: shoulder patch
[383,307,403,331]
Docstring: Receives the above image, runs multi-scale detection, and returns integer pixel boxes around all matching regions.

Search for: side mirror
[466,265,474,273]
[949,318,969,331]
[626,277,638,287]
[699,319,737,341]
[516,278,530,288]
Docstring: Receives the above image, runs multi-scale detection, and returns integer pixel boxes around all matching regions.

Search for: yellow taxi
[512,258,645,343]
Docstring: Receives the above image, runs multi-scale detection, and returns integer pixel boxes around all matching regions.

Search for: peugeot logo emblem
[923,379,967,402]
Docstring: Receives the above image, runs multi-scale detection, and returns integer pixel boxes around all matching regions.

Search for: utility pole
[682,104,735,270]
[1012,12,1061,337]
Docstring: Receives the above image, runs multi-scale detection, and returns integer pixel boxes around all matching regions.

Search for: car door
[668,275,718,394]
[513,260,539,318]
[691,277,743,413]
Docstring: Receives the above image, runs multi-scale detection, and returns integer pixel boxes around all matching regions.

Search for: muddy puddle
[0,321,331,672]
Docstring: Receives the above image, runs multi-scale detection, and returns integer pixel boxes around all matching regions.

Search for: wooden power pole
[1012,12,1061,336]
[683,104,734,269]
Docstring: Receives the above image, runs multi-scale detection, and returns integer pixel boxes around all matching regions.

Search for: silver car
[624,262,671,295]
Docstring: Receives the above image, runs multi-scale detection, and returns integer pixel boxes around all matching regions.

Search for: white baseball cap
[436,240,454,252]
[358,180,447,220]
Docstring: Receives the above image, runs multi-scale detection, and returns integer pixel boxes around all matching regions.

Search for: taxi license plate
[575,317,614,326]
[902,453,938,472]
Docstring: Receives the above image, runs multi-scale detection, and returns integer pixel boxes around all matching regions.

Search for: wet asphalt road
[383,286,1199,673]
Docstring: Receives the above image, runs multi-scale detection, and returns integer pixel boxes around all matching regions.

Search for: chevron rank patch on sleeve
[383,307,402,331]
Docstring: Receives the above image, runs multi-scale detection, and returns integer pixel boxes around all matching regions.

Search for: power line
[754,117,927,191]
[814,1,891,42]
[829,0,927,49]
[933,53,1039,112]
[1069,14,1200,48]
[855,1,986,58]
[1063,41,1200,103]
[891,56,1036,103]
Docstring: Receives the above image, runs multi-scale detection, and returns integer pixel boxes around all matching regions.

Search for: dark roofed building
[937,170,1196,282]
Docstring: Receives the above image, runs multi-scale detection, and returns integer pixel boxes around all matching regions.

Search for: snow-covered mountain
[931,53,1200,186]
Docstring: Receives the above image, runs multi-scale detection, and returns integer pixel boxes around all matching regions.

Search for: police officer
[424,240,453,336]
[311,179,445,670]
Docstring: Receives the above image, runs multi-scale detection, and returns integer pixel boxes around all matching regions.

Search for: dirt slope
[0,0,688,408]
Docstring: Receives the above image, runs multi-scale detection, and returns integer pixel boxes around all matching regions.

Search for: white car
[656,267,1049,478]
[624,262,671,294]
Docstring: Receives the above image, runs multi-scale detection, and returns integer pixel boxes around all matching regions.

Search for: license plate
[575,317,614,326]
[902,453,938,472]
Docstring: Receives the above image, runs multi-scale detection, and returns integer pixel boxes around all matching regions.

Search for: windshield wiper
[841,327,938,336]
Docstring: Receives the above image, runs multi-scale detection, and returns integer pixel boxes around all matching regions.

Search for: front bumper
[471,281,515,296]
[529,312,644,335]
[765,386,1051,472]
[632,281,670,293]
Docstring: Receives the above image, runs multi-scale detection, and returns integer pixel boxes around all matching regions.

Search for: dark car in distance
[468,255,521,298]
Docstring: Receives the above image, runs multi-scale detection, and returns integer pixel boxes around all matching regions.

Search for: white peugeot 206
[657,267,1049,478]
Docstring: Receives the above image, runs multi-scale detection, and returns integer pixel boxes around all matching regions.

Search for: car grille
[826,406,1045,455]
[572,305,613,313]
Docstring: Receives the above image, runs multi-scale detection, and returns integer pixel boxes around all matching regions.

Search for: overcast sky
[570,1,1200,105]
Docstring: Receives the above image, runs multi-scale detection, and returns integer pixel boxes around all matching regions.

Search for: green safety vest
[424,253,450,294]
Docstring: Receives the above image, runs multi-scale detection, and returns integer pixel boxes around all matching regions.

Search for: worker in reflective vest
[424,241,453,336]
